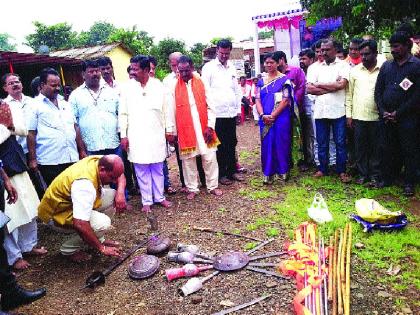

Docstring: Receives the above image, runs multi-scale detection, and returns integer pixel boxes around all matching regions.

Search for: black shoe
[403,185,414,197]
[1,286,46,311]
[355,176,368,185]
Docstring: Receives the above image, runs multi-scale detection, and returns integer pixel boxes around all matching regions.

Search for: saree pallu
[258,76,294,176]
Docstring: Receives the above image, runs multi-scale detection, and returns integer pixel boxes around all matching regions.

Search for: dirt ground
[13,120,415,315]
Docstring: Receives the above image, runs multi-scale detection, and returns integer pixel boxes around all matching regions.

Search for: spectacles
[6,81,21,86]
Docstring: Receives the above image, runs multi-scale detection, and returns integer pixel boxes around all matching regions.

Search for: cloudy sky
[2,0,301,51]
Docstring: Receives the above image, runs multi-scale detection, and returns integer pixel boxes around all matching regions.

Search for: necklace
[87,87,102,106]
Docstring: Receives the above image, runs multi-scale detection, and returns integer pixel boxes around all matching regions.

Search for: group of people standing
[0,27,418,312]
[249,30,418,196]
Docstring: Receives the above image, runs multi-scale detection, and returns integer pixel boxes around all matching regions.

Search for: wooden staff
[332,230,339,315]
[337,229,344,315]
[344,224,352,315]
[328,235,334,301]
[341,224,348,307]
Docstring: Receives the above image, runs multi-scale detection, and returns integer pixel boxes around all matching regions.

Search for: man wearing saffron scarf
[166,55,223,200]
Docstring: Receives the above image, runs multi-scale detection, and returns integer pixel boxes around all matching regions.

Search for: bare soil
[13,121,416,315]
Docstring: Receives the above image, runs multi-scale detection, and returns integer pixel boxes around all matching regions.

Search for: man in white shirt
[307,39,351,183]
[119,55,172,213]
[166,55,223,200]
[201,39,243,185]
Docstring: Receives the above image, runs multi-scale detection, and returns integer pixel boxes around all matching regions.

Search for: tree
[150,38,187,73]
[108,26,154,55]
[25,21,77,51]
[75,21,117,46]
[302,0,419,39]
[0,33,16,51]
[258,30,274,40]
[189,42,208,67]
[210,37,234,45]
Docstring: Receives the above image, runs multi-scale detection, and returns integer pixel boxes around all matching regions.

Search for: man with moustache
[374,31,420,196]
[346,40,383,187]
[27,68,86,186]
[307,39,351,183]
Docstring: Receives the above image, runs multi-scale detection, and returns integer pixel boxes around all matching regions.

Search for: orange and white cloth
[279,222,329,315]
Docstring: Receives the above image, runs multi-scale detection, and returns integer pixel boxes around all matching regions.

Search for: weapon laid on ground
[82,232,160,289]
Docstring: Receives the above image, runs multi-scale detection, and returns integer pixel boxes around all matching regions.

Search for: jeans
[315,116,347,174]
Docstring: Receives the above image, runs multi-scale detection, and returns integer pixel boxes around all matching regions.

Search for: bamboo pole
[328,235,334,301]
[340,224,348,308]
[337,229,344,315]
[344,224,352,315]
[332,230,339,315]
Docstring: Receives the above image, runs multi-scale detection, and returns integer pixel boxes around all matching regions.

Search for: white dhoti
[4,171,39,265]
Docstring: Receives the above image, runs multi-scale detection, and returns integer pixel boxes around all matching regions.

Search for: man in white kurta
[166,56,223,200]
[0,98,46,269]
[119,55,171,212]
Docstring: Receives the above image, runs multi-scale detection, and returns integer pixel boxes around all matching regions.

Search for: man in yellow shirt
[38,155,125,262]
[346,40,383,187]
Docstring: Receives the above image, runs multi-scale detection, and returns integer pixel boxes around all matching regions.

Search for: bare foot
[67,251,92,263]
[186,192,196,200]
[13,258,31,270]
[180,187,189,193]
[158,200,172,208]
[141,205,151,212]
[209,188,223,196]
[102,239,120,247]
[26,246,48,256]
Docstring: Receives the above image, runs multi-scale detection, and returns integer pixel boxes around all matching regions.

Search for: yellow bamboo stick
[341,224,348,307]
[337,229,343,315]
[344,224,352,315]
[332,230,339,315]
[328,235,334,301]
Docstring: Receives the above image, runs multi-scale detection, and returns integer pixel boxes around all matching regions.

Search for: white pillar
[253,23,260,75]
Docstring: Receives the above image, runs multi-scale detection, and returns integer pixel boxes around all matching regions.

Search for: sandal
[339,173,352,183]
[165,186,177,195]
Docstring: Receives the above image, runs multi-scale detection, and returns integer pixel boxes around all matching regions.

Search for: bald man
[38,155,125,262]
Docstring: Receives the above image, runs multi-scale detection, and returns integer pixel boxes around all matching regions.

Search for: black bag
[0,136,28,177]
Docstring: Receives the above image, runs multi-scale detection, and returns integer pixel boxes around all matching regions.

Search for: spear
[332,229,339,315]
[341,224,348,309]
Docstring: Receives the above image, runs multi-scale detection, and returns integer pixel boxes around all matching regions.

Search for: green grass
[245,172,420,291]
[239,188,277,200]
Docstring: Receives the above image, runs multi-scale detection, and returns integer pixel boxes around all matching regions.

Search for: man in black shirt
[374,31,420,196]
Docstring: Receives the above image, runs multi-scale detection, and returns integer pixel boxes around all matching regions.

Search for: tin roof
[50,42,132,60]
[0,50,82,67]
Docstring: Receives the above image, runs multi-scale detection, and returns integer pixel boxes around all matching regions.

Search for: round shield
[213,251,250,271]
[128,255,160,280]
[147,236,171,255]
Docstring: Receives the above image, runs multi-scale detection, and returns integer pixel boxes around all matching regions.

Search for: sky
[1,0,301,52]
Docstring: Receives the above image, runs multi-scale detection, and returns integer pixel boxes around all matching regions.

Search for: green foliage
[302,0,419,39]
[108,26,154,55]
[210,37,234,45]
[266,227,280,237]
[258,30,274,40]
[149,38,187,73]
[189,42,207,68]
[0,33,16,51]
[25,21,77,51]
[75,21,117,46]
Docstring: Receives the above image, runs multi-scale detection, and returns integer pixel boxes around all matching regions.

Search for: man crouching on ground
[38,155,125,262]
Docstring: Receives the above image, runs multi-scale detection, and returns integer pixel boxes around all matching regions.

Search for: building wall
[105,47,132,82]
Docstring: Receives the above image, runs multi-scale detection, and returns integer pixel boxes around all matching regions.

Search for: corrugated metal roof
[50,43,126,60]
[0,51,82,67]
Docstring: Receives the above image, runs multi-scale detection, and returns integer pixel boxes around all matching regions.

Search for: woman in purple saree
[255,52,294,184]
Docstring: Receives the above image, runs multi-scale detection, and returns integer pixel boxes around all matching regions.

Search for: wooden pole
[337,229,343,315]
[340,224,348,308]
[328,236,334,301]
[332,230,339,315]
[344,224,352,315]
